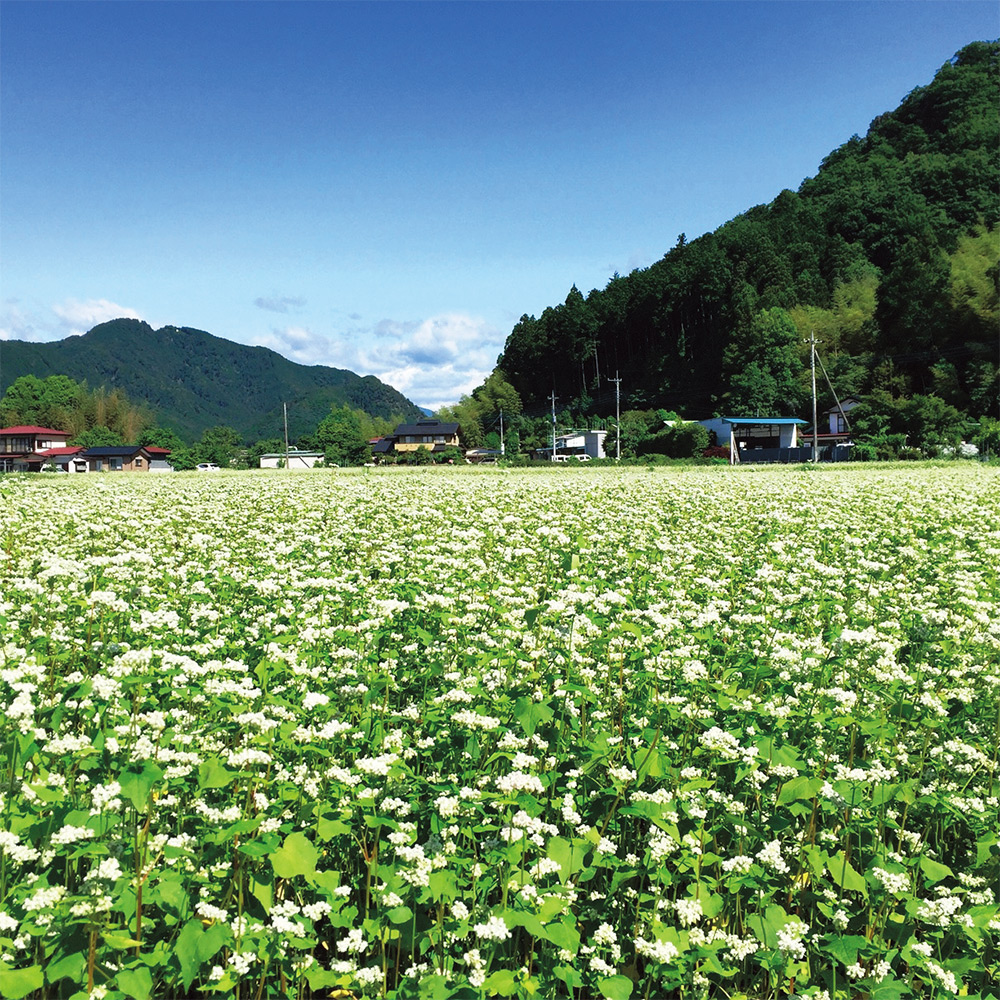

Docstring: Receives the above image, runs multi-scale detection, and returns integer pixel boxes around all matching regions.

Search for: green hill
[495,41,999,422]
[0,319,423,441]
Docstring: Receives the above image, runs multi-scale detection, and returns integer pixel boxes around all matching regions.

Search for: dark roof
[393,420,459,436]
[80,446,151,458]
[723,417,805,426]
[372,439,394,454]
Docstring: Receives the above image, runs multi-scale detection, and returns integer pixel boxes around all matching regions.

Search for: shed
[699,417,808,464]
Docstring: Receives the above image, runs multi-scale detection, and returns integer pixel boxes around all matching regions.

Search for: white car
[195,463,220,472]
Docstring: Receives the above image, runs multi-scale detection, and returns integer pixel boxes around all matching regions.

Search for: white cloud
[251,312,506,410]
[1,298,144,342]
[51,299,144,338]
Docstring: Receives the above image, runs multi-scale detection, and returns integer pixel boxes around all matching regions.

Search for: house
[699,417,808,464]
[799,397,860,461]
[534,429,608,461]
[79,446,156,472]
[826,397,860,435]
[39,446,88,473]
[0,425,72,472]
[387,420,461,454]
[259,450,325,469]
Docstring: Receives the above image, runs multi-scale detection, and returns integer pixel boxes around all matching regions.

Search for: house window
[135,457,143,467]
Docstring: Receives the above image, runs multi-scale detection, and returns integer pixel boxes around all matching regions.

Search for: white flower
[635,936,679,964]
[473,915,510,941]
[756,839,789,874]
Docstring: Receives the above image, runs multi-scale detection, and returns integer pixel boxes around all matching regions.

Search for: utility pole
[807,332,819,463]
[550,390,558,461]
[499,408,505,457]
[283,401,290,470]
[610,372,622,460]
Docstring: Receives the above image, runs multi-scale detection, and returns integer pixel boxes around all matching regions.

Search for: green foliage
[195,425,243,468]
[314,405,370,466]
[436,371,523,450]
[137,425,186,452]
[972,415,1000,457]
[852,391,969,456]
[71,425,125,448]
[637,421,710,458]
[0,373,152,442]
[722,307,805,415]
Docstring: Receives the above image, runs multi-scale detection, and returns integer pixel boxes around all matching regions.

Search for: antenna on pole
[283,401,290,470]
[550,390,558,461]
[807,332,819,463]
[610,372,622,460]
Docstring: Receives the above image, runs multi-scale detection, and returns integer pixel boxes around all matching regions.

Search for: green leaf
[118,762,164,811]
[777,775,823,805]
[197,757,236,790]
[861,976,913,1000]
[116,966,153,1000]
[747,904,789,949]
[427,869,458,901]
[482,969,518,995]
[919,855,953,883]
[513,697,553,736]
[546,836,585,881]
[822,933,869,966]
[175,919,229,992]
[250,873,273,914]
[0,964,44,1000]
[270,831,319,879]
[598,975,634,999]
[505,910,546,938]
[387,905,414,924]
[541,920,580,954]
[524,605,545,628]
[829,851,868,897]
[317,814,352,840]
[418,974,453,999]
[102,932,142,949]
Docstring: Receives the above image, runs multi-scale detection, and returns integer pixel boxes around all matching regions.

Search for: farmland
[0,465,998,999]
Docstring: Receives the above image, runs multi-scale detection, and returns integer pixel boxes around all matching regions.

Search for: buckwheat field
[1,464,997,1000]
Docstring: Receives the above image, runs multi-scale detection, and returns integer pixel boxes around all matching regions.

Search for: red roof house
[0,426,72,472]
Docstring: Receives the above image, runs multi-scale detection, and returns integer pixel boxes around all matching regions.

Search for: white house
[259,450,325,469]
[536,429,607,460]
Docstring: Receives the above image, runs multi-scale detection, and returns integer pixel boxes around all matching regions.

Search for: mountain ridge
[0,319,423,441]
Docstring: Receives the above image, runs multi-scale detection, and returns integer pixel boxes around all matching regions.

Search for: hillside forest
[444,41,1000,459]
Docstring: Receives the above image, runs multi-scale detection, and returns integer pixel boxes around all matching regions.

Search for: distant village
[1,403,866,473]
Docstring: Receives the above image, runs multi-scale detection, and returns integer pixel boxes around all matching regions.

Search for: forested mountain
[495,41,999,422]
[0,319,423,441]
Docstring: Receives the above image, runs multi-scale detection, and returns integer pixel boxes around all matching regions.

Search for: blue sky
[2,1,997,409]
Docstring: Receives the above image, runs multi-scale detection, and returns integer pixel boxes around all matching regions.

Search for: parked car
[195,463,220,472]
